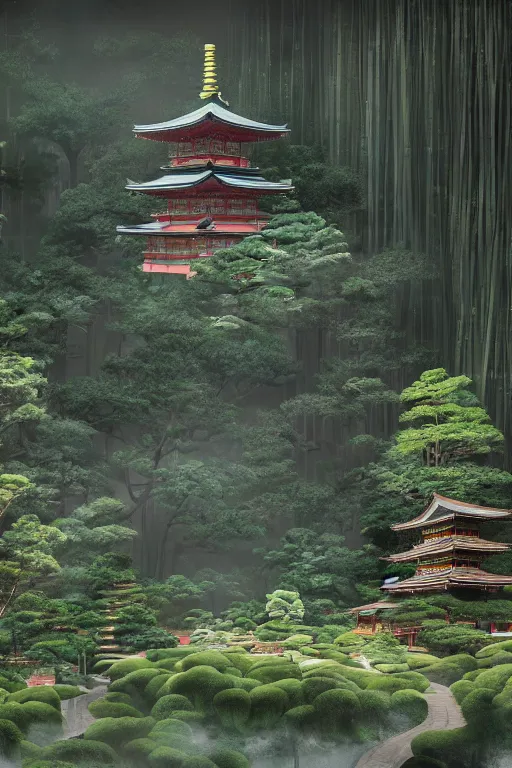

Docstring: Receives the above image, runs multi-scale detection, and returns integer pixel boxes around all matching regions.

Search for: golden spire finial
[200,44,229,105]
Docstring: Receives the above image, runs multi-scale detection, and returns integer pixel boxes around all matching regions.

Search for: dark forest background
[0,0,511,610]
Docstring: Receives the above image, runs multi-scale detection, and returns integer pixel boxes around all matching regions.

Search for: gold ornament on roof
[200,44,229,106]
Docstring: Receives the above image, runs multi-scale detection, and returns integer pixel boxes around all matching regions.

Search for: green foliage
[247,684,288,730]
[213,689,251,732]
[148,745,190,767]
[209,748,250,768]
[473,664,512,693]
[249,663,301,684]
[151,695,194,721]
[449,680,475,704]
[9,686,61,710]
[411,727,471,766]
[52,685,81,700]
[0,717,23,758]
[38,738,118,765]
[88,699,143,719]
[390,689,428,726]
[107,657,155,680]
[163,666,234,713]
[84,715,155,746]
[265,589,304,623]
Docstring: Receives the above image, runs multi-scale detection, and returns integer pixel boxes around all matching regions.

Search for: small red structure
[117,43,293,276]
[27,674,56,687]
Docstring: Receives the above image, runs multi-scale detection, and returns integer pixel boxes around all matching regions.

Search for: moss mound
[52,685,82,700]
[390,689,428,726]
[88,699,143,719]
[40,738,118,764]
[213,689,251,731]
[209,748,250,768]
[247,685,288,730]
[163,666,234,713]
[107,658,155,680]
[0,718,23,758]
[180,651,233,673]
[84,715,154,746]
[9,686,61,711]
[151,695,194,721]
[148,745,189,767]
[450,680,475,704]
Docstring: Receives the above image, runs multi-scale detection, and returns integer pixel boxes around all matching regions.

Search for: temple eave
[382,567,512,593]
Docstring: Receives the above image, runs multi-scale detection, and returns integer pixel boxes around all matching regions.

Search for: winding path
[61,682,109,739]
[354,683,466,768]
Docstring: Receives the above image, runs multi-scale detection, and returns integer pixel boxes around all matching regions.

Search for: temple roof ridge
[391,493,512,532]
[133,100,289,138]
[383,535,510,563]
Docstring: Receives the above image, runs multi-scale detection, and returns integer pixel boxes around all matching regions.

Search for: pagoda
[117,44,293,276]
[381,493,512,595]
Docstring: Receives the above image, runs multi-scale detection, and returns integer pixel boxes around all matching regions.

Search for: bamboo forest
[1,0,512,766]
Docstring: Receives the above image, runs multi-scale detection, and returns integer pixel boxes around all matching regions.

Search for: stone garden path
[353,683,466,768]
[61,679,109,739]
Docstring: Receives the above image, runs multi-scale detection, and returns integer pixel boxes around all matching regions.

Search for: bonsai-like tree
[265,589,305,624]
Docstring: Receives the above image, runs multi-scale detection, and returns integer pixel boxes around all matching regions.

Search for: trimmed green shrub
[209,748,249,768]
[88,699,143,719]
[301,677,338,704]
[146,674,171,702]
[0,702,31,732]
[365,676,412,693]
[9,686,61,711]
[107,658,155,680]
[390,689,428,726]
[104,692,134,704]
[393,672,430,693]
[109,667,164,694]
[221,653,254,676]
[406,654,441,670]
[450,680,475,704]
[182,757,218,768]
[224,676,261,692]
[155,659,179,671]
[124,737,158,760]
[213,689,250,731]
[21,701,62,724]
[180,651,233,673]
[41,738,118,764]
[421,658,475,686]
[148,745,189,767]
[463,670,484,681]
[460,688,495,725]
[20,739,42,760]
[84,715,155,746]
[163,667,234,713]
[283,704,316,731]
[476,651,512,668]
[473,664,512,693]
[150,718,193,742]
[475,639,512,658]
[248,657,291,671]
[357,690,390,721]
[273,678,303,707]
[313,689,361,736]
[411,728,468,763]
[52,685,82,700]
[282,634,314,648]
[146,648,196,662]
[169,710,203,724]
[0,718,23,758]
[247,684,288,730]
[92,659,117,673]
[151,695,194,721]
[249,664,301,684]
[374,663,409,673]
[24,761,73,768]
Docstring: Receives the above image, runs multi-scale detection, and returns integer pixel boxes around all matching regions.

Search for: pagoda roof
[125,171,293,197]
[348,601,398,614]
[391,493,512,532]
[384,536,510,563]
[116,221,265,237]
[133,101,290,143]
[381,567,512,593]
